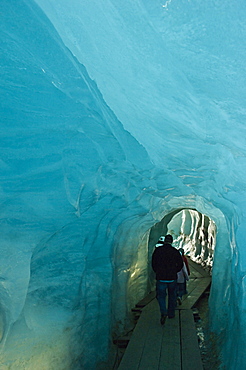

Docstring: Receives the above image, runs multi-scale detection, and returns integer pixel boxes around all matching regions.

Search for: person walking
[179,248,190,294]
[176,259,189,305]
[152,234,183,324]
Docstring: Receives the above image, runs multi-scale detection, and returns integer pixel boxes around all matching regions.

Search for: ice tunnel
[1,0,246,369]
[148,208,217,269]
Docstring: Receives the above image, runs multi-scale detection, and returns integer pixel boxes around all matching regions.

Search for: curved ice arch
[112,195,231,343]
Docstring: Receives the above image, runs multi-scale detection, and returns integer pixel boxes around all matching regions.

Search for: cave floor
[117,259,211,370]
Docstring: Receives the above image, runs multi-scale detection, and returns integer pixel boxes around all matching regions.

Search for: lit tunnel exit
[168,209,216,270]
[113,199,234,369]
[148,208,216,278]
[112,201,230,351]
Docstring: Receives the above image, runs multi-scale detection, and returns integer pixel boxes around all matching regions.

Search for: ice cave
[1,0,246,369]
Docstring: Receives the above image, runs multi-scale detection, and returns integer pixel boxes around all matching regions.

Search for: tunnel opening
[112,200,228,329]
[111,198,232,370]
[144,207,223,369]
[111,207,219,369]
[148,207,216,285]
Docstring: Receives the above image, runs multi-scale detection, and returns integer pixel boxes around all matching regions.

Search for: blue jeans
[156,280,177,318]
[177,282,186,298]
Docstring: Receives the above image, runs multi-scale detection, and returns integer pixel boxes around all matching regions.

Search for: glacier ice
[1,0,246,368]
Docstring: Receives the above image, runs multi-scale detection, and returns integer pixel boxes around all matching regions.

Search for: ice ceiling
[1,0,246,369]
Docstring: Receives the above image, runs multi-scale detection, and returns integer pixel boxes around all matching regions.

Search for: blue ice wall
[1,0,246,368]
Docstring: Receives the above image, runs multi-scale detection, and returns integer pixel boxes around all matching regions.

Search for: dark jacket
[152,243,183,281]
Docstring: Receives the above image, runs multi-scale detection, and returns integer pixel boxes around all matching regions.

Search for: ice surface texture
[1,0,246,368]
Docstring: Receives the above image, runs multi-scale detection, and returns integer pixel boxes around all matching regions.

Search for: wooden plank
[185,278,199,293]
[138,301,165,370]
[179,279,201,307]
[179,296,199,310]
[119,260,210,370]
[187,258,210,278]
[118,299,158,369]
[189,269,204,279]
[119,299,182,370]
[180,310,203,370]
[135,291,156,308]
[118,309,151,368]
[159,313,181,370]
[189,277,211,295]
[180,278,211,309]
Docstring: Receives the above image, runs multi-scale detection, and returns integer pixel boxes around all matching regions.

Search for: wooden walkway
[117,258,211,370]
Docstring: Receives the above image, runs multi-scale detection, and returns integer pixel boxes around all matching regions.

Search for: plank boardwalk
[118,258,211,370]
